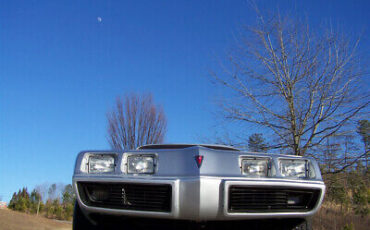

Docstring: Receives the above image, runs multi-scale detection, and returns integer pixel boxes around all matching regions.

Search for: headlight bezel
[240,157,272,178]
[278,158,309,179]
[87,154,116,174]
[125,154,157,175]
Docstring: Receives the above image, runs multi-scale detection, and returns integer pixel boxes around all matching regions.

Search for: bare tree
[34,183,48,202]
[212,9,369,158]
[34,183,49,215]
[107,93,167,150]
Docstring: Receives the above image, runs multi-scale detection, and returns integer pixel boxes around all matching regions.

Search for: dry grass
[313,204,369,230]
[1,205,369,230]
[0,208,71,230]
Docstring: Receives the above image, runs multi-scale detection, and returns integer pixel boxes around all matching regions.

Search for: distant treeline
[323,165,369,217]
[8,183,75,220]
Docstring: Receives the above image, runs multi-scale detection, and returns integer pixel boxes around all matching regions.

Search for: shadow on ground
[96,218,306,230]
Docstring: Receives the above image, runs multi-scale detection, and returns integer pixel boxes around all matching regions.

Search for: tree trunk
[37,199,40,216]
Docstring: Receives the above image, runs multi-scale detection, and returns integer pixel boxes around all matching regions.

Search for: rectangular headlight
[279,159,307,178]
[127,155,155,174]
[241,158,269,177]
[88,155,115,173]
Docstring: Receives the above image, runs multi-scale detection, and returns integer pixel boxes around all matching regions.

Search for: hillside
[0,208,71,230]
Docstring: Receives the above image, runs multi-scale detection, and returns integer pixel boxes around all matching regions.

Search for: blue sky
[0,0,369,202]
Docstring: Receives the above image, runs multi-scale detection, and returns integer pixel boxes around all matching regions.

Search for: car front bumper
[73,175,325,222]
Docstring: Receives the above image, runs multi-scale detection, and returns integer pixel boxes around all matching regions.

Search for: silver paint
[73,145,325,221]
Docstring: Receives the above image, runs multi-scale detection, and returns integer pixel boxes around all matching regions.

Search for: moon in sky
[97,17,102,23]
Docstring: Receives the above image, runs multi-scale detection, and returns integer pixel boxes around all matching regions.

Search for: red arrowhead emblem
[195,155,204,168]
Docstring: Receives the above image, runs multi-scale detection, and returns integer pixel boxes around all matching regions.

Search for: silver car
[72,144,325,230]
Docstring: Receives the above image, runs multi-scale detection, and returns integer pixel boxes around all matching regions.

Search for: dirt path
[0,208,71,230]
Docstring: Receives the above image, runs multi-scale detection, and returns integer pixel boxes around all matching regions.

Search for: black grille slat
[77,182,172,212]
[228,186,320,213]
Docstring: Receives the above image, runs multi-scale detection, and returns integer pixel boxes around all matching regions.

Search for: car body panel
[73,145,325,222]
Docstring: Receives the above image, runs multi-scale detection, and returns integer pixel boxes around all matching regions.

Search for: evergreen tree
[357,120,370,170]
[8,192,18,210]
[48,184,57,201]
[248,133,268,152]
[62,184,74,205]
[348,166,369,216]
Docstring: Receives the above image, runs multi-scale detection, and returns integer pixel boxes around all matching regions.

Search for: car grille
[77,182,172,212]
[228,186,321,213]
